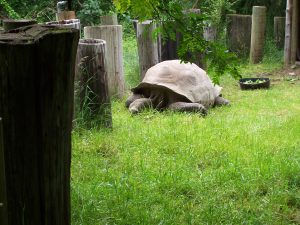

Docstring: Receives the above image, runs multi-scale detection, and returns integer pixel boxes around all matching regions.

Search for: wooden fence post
[100,15,118,25]
[136,20,159,79]
[250,6,267,64]
[84,25,125,98]
[3,19,37,31]
[46,19,80,30]
[0,25,79,225]
[0,118,8,225]
[226,14,252,57]
[274,17,286,49]
[75,39,112,128]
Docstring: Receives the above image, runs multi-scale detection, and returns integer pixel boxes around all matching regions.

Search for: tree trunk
[291,0,298,63]
[0,25,79,225]
[100,15,118,25]
[274,17,286,49]
[75,39,112,128]
[226,14,252,57]
[204,25,217,41]
[136,21,159,79]
[161,9,205,68]
[250,6,267,64]
[161,34,180,62]
[284,0,293,65]
[0,117,8,225]
[3,19,37,31]
[56,11,76,21]
[84,25,125,98]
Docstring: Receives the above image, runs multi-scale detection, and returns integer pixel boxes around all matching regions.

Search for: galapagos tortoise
[126,60,229,114]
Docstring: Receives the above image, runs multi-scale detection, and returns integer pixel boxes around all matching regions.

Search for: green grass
[71,37,300,224]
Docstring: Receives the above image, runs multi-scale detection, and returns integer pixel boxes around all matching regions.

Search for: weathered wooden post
[274,17,286,49]
[3,19,37,31]
[75,39,112,128]
[250,6,267,64]
[0,25,79,225]
[136,20,159,79]
[84,25,125,98]
[56,1,76,20]
[0,118,8,225]
[226,14,252,57]
[284,0,292,65]
[100,14,118,25]
[46,19,80,30]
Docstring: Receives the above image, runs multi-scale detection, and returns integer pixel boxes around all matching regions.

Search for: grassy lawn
[71,37,300,224]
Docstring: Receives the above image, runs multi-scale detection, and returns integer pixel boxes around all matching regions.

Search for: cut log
[75,39,112,128]
[46,19,80,29]
[250,6,267,64]
[100,15,118,25]
[274,17,286,49]
[291,0,298,63]
[204,25,217,41]
[136,20,159,79]
[3,19,37,31]
[161,9,205,68]
[56,11,76,21]
[57,1,68,13]
[284,0,292,65]
[0,117,8,225]
[161,36,179,61]
[84,25,125,98]
[226,14,252,57]
[0,25,79,225]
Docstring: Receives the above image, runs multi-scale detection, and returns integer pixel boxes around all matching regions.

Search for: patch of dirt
[255,66,300,85]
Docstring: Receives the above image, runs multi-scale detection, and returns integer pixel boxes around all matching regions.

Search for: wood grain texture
[84,25,125,98]
[284,0,293,65]
[75,39,112,127]
[100,15,118,25]
[291,0,298,63]
[0,117,8,225]
[56,11,76,20]
[3,19,37,31]
[226,14,252,57]
[136,21,159,79]
[0,24,79,225]
[250,6,267,64]
[274,17,286,49]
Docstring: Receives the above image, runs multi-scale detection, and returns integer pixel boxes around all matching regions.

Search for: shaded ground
[256,66,300,85]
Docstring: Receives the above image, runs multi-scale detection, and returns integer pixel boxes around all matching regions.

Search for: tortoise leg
[168,102,207,115]
[129,98,152,114]
[125,93,144,108]
[214,96,230,107]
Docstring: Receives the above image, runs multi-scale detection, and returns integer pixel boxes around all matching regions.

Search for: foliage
[73,0,115,26]
[114,0,241,84]
[0,0,20,19]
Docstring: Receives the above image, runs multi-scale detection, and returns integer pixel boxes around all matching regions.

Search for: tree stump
[226,14,252,57]
[3,19,37,31]
[0,118,8,225]
[46,19,80,29]
[84,25,125,98]
[0,25,79,225]
[56,11,76,21]
[100,15,118,25]
[274,17,286,49]
[75,39,112,128]
[160,9,206,68]
[136,20,159,79]
[204,25,217,41]
[250,6,267,64]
